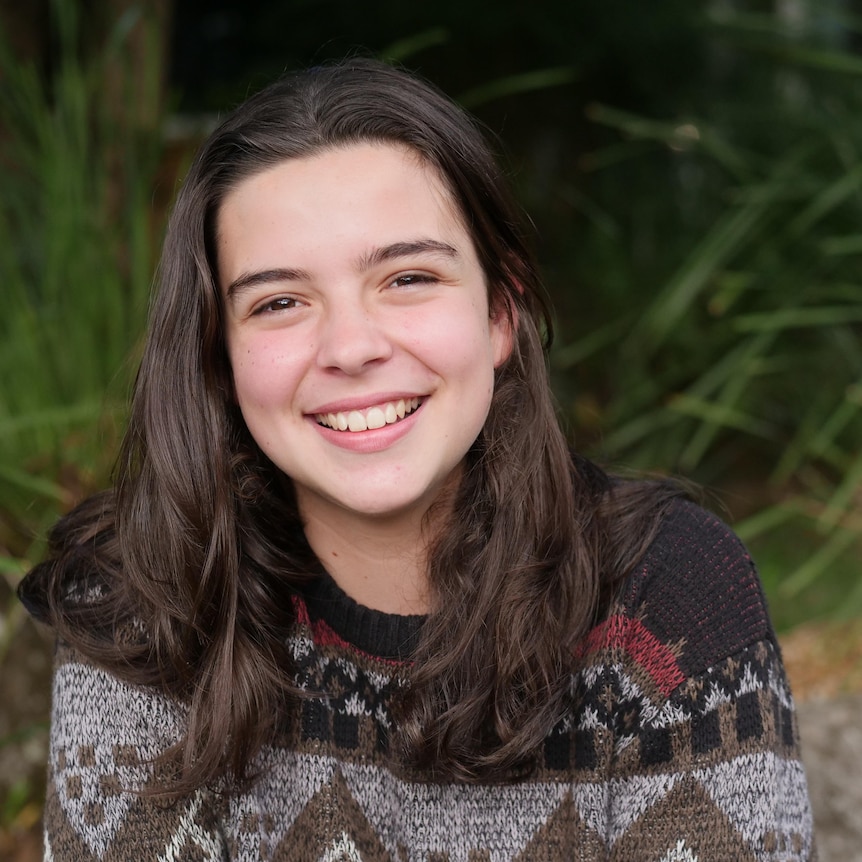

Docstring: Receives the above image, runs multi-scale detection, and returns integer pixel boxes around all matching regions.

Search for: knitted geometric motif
[41,501,817,861]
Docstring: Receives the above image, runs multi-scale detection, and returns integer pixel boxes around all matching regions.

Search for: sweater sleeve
[43,641,228,861]
[590,501,817,861]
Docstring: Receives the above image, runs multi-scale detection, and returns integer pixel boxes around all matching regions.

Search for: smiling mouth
[315,397,422,432]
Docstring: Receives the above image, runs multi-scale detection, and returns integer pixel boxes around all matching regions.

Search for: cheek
[229,338,303,410]
[411,301,498,369]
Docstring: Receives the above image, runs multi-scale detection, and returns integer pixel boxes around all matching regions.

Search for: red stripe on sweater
[290,594,405,666]
[578,615,685,697]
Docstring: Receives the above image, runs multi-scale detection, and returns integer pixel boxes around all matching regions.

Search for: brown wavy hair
[20,58,682,791]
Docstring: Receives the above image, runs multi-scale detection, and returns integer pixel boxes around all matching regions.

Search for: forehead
[219,142,464,226]
[213,143,476,276]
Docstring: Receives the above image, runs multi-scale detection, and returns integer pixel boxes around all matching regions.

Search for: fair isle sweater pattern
[43,501,817,861]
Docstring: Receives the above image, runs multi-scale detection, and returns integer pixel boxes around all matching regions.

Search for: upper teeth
[316,397,421,432]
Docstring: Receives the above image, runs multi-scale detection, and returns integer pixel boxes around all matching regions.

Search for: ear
[489,293,518,368]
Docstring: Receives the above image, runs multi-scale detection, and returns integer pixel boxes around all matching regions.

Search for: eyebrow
[224,239,460,301]
[225,266,311,301]
[356,239,460,271]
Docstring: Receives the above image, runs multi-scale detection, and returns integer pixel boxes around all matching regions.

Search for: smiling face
[217,143,512,533]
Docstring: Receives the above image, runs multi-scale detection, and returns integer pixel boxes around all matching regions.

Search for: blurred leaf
[770,43,862,76]
[819,235,862,255]
[820,447,862,529]
[637,202,769,351]
[0,465,67,503]
[586,103,751,180]
[458,67,577,109]
[380,28,449,62]
[788,164,862,236]
[552,319,627,369]
[780,527,859,598]
[0,557,27,578]
[668,393,775,437]
[734,306,862,332]
[734,499,806,542]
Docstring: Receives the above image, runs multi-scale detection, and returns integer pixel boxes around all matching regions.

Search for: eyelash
[252,296,302,315]
[390,272,437,288]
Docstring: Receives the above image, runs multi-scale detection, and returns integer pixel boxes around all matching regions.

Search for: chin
[338,495,430,519]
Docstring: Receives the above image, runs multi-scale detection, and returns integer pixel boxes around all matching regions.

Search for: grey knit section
[43,649,816,861]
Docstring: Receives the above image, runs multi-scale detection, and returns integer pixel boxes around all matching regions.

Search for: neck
[300,503,440,615]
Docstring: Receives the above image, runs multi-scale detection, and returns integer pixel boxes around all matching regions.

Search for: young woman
[20,59,816,860]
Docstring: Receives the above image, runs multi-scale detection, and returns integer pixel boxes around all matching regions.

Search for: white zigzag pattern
[156,791,225,862]
[319,832,365,862]
[694,752,814,856]
[606,773,681,847]
[657,839,699,862]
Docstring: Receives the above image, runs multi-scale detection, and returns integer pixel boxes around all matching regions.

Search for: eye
[252,296,303,315]
[389,272,438,289]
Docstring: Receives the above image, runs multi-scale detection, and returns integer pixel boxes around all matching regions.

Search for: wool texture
[42,501,817,860]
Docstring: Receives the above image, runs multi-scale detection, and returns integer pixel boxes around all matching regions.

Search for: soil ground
[783,619,862,862]
[1,617,860,861]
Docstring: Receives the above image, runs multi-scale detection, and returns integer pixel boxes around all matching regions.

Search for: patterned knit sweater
[43,501,816,861]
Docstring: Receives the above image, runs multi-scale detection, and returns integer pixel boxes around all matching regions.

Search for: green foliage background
[3,0,862,633]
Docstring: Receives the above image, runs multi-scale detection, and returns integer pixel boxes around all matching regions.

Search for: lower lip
[309,401,424,453]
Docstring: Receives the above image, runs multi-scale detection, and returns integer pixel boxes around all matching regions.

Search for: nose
[315,296,393,374]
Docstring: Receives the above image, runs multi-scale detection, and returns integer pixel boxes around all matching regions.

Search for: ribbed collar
[302,571,425,661]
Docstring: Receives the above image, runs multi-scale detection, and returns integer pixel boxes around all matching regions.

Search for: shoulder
[636,496,758,594]
[584,498,775,685]
[633,498,773,670]
[50,639,184,752]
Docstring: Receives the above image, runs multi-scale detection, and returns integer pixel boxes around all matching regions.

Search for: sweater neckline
[302,570,425,661]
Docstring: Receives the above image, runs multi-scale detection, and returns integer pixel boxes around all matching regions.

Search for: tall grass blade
[635,176,789,352]
[733,499,806,542]
[458,67,577,109]
[734,307,862,332]
[780,528,859,597]
[380,28,450,62]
